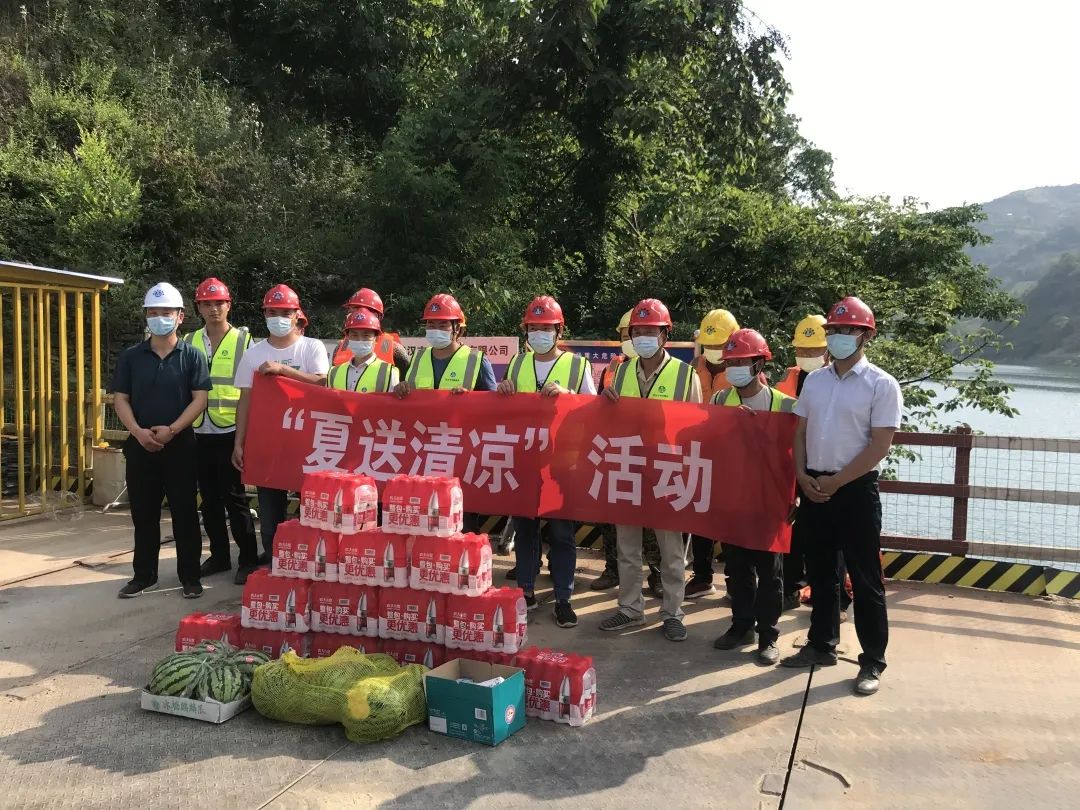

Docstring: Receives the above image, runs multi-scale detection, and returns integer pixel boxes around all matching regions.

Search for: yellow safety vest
[711,386,795,413]
[613,355,694,401]
[327,359,396,393]
[405,345,482,390]
[185,327,250,428]
[505,351,590,393]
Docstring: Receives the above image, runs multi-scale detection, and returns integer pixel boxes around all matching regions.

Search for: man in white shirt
[780,297,902,697]
[231,284,330,563]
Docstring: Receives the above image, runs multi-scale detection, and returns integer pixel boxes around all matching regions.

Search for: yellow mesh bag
[251,648,427,742]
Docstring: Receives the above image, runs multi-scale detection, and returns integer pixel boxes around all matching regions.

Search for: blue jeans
[512,517,577,601]
[256,486,289,557]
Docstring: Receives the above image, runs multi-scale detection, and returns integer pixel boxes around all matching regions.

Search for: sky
[743,0,1080,208]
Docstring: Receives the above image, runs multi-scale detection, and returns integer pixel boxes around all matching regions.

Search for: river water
[886,364,1080,565]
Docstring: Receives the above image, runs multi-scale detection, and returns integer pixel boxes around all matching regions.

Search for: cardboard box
[140,690,251,724]
[423,659,526,746]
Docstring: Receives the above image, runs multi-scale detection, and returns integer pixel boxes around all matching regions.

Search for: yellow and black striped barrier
[882,551,1080,599]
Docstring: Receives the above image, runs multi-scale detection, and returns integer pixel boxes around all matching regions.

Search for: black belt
[806,470,878,484]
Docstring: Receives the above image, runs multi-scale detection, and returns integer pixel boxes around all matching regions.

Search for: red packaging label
[309,581,379,637]
[381,639,445,669]
[238,627,309,658]
[378,587,446,644]
[444,587,527,653]
[241,568,312,632]
[300,471,335,529]
[309,633,381,658]
[332,473,379,535]
[381,475,464,536]
[175,612,242,652]
[515,646,596,726]
[337,529,409,588]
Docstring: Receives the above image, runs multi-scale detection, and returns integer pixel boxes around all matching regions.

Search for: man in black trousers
[780,296,902,696]
[112,282,211,599]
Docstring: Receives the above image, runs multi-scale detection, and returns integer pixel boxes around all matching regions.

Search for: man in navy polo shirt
[111,283,211,599]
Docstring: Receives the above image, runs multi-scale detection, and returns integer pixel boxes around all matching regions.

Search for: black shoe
[182,582,204,599]
[554,600,578,628]
[713,626,754,650]
[234,565,258,586]
[757,641,780,665]
[783,592,802,611]
[855,666,881,695]
[118,579,156,599]
[647,569,664,599]
[524,593,538,612]
[780,645,838,668]
[199,557,232,577]
[506,566,517,581]
[590,568,619,591]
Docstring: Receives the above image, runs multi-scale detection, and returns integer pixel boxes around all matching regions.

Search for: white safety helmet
[143,282,184,309]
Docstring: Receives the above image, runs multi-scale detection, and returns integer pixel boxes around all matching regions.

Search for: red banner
[243,376,796,552]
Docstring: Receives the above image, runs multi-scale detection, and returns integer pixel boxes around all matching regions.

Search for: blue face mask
[632,336,661,359]
[348,339,374,358]
[146,316,176,336]
[527,331,556,354]
[426,328,452,349]
[725,366,754,388]
[266,316,294,338]
[827,333,861,360]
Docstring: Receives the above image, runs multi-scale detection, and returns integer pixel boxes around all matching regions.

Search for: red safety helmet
[343,309,382,334]
[262,284,301,311]
[826,296,876,332]
[342,287,384,317]
[195,277,231,302]
[522,295,564,326]
[629,298,672,328]
[421,293,465,322]
[723,328,773,361]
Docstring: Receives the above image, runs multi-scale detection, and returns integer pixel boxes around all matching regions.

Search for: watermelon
[193,660,246,703]
[148,653,207,697]
[228,649,270,679]
[190,639,233,657]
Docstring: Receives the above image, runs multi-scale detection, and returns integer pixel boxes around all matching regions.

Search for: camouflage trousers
[600,523,661,571]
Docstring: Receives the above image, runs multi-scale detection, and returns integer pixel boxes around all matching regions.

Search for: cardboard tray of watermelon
[140,689,252,724]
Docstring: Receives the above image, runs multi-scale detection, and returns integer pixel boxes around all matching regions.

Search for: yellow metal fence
[1,264,115,520]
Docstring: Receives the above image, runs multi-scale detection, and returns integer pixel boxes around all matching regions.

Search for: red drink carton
[337,528,408,588]
[332,473,379,535]
[409,534,453,593]
[444,587,528,653]
[378,587,446,644]
[238,627,309,658]
[300,470,334,530]
[310,633,381,658]
[381,475,422,534]
[271,520,330,580]
[448,533,493,596]
[515,647,596,726]
[425,476,464,537]
[381,639,445,669]
[174,612,242,652]
[241,568,312,632]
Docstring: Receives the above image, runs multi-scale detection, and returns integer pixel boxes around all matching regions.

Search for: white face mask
[703,348,725,365]
[826,333,861,361]
[266,316,294,337]
[725,366,755,388]
[621,339,638,359]
[527,331,556,354]
[796,355,826,372]
[146,316,177,336]
[631,336,661,359]
[426,328,452,349]
[348,339,375,359]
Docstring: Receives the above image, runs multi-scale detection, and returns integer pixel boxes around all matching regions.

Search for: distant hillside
[970,184,1080,297]
[999,253,1080,362]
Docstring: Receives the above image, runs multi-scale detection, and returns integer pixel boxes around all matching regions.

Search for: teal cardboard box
[424,659,527,746]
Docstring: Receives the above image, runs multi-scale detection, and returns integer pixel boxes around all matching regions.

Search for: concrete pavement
[1,510,1079,809]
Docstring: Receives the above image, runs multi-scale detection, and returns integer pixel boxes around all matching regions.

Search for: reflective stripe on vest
[328,359,394,393]
[712,386,795,412]
[185,327,249,428]
[506,351,587,392]
[614,356,693,401]
[405,345,482,390]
